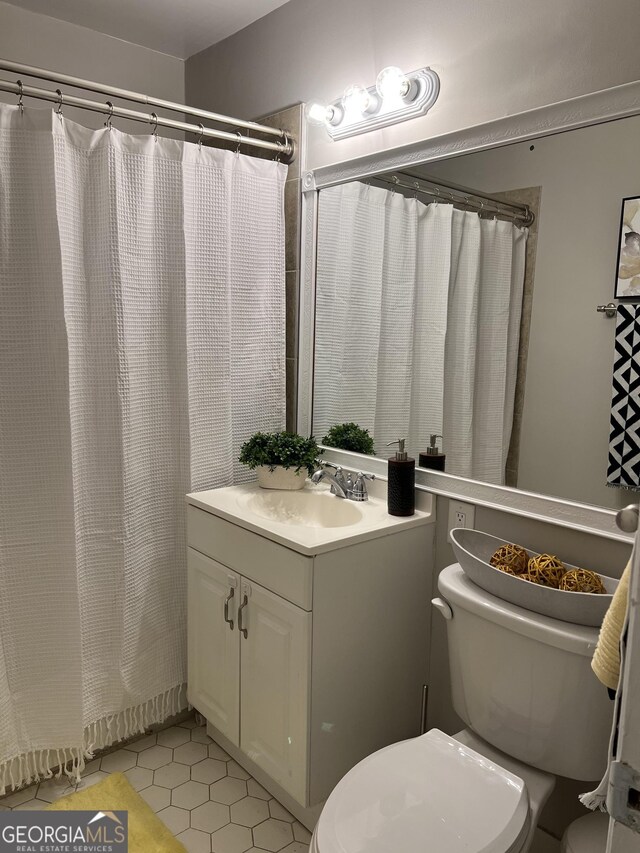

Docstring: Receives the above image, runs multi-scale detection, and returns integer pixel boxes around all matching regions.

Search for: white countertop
[186,480,434,556]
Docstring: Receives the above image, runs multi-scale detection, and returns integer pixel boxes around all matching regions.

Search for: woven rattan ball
[559,569,607,594]
[527,554,565,588]
[495,563,518,576]
[490,543,529,574]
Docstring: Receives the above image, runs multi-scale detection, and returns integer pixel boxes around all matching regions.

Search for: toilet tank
[437,564,613,781]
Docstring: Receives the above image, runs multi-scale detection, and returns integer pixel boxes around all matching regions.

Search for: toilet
[311,563,613,853]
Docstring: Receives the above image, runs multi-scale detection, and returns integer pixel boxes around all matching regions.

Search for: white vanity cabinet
[187,547,310,802]
[186,484,434,812]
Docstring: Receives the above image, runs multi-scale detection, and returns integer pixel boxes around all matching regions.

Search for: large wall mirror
[308,111,640,511]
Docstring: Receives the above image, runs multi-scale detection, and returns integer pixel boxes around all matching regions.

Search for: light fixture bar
[311,67,439,141]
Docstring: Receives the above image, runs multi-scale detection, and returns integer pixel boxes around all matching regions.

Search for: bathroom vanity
[186,481,435,817]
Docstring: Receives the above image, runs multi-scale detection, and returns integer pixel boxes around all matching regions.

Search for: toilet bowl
[311,564,613,853]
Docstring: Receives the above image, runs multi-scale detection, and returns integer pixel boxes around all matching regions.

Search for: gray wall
[186,0,640,171]
[424,116,640,509]
[0,2,185,134]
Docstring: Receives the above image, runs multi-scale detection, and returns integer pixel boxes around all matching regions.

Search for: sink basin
[244,489,364,528]
[187,481,433,555]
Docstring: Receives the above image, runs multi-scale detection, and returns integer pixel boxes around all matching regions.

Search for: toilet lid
[316,729,530,853]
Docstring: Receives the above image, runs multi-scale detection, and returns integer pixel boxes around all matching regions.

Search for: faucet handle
[349,471,375,501]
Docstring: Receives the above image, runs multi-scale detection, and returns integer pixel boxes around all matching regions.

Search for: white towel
[580,561,631,811]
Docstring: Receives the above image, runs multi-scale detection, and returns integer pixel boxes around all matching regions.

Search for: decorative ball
[527,554,565,588]
[490,543,529,574]
[495,563,518,576]
[559,569,607,594]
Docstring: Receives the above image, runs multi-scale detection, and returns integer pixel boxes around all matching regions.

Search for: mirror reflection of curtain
[314,181,527,484]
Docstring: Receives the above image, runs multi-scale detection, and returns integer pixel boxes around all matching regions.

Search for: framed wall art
[615,195,640,298]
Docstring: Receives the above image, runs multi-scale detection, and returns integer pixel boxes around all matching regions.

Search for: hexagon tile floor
[0,715,311,853]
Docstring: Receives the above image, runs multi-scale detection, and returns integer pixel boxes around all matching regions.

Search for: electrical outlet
[447,500,475,543]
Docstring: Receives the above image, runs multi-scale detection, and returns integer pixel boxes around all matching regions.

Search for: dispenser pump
[427,434,443,455]
[418,434,446,471]
[387,438,408,461]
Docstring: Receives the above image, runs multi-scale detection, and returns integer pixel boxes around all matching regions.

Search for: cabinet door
[187,549,240,745]
[239,579,311,804]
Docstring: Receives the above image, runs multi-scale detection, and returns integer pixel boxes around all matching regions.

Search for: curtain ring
[55,88,64,118]
[281,132,292,160]
[150,111,158,140]
[104,101,114,131]
[413,181,420,199]
[274,140,283,162]
[16,79,24,114]
[235,131,242,156]
[196,123,204,148]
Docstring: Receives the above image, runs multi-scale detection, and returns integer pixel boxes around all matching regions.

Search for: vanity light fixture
[305,65,439,141]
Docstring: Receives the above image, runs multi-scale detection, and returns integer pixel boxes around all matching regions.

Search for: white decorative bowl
[450,528,618,627]
[256,465,307,491]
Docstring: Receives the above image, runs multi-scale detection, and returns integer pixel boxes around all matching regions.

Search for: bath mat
[46,772,186,853]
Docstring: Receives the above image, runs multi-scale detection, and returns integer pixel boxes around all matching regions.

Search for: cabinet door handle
[238,593,248,639]
[224,587,235,631]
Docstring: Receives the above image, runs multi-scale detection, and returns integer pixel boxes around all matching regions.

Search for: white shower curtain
[0,104,286,792]
[314,181,527,484]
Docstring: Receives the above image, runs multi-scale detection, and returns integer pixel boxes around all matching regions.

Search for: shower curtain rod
[0,61,294,161]
[373,173,534,226]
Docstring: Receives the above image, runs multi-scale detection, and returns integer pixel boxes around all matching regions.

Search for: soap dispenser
[386,438,415,517]
[419,434,446,471]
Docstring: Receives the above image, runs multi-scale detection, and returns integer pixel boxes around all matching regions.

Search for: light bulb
[376,66,415,102]
[305,102,330,125]
[342,84,374,116]
[305,101,342,127]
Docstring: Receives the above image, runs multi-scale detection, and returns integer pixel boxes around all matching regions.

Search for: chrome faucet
[310,466,348,499]
[311,463,375,501]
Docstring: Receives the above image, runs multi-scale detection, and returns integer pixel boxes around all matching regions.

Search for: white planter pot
[256,465,307,490]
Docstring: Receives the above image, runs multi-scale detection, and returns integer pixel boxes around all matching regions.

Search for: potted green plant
[322,422,376,455]
[239,431,320,490]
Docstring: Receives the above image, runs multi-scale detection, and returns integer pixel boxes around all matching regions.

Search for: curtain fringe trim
[0,682,187,796]
[606,481,640,493]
